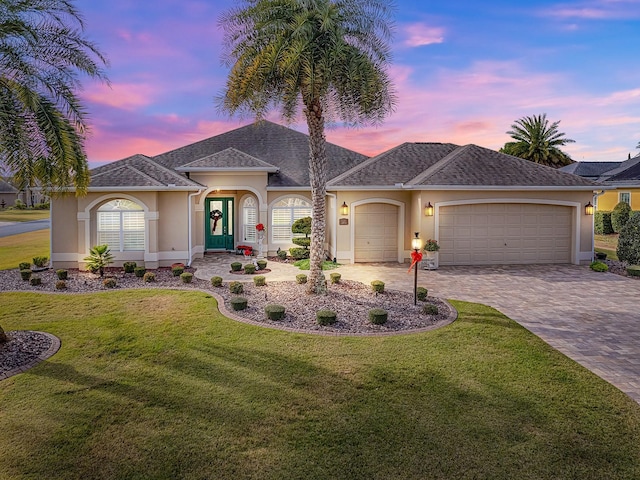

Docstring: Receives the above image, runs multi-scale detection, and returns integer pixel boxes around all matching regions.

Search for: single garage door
[354,203,398,262]
[439,203,572,265]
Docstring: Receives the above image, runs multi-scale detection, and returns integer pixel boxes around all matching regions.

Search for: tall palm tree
[219,0,396,294]
[0,0,108,195]
[500,113,575,168]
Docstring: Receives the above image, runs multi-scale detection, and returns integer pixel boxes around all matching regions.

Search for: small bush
[229,281,243,294]
[32,256,48,268]
[18,262,30,270]
[55,280,67,290]
[103,278,117,288]
[253,275,266,286]
[296,274,307,284]
[172,266,184,276]
[230,262,242,272]
[29,276,41,286]
[244,264,256,274]
[210,276,223,287]
[143,272,156,283]
[265,304,286,321]
[594,211,614,235]
[291,237,311,248]
[317,310,337,326]
[423,303,439,315]
[277,249,287,260]
[134,267,146,277]
[330,272,341,284]
[371,280,385,293]
[56,269,68,280]
[627,265,640,277]
[230,297,248,311]
[417,287,428,301]
[33,202,49,210]
[289,247,310,260]
[180,272,193,283]
[123,261,137,273]
[20,269,31,281]
[611,202,632,233]
[590,261,608,272]
[13,199,26,209]
[257,260,267,270]
[369,308,388,325]
[617,212,640,264]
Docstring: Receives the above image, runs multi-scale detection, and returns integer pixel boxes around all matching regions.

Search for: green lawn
[1,290,639,479]
[0,229,50,270]
[0,209,49,222]
[595,234,619,261]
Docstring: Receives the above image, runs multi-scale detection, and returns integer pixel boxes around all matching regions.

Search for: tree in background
[500,113,575,168]
[0,0,108,196]
[219,0,396,294]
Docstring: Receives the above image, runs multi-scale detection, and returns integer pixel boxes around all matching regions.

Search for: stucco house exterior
[50,121,599,269]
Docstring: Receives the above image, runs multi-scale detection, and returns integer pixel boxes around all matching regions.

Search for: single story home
[51,121,600,269]
[560,154,640,211]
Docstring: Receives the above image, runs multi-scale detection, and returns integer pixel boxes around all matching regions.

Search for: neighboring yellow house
[50,121,600,269]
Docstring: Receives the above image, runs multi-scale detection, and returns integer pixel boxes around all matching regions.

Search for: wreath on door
[210,209,223,232]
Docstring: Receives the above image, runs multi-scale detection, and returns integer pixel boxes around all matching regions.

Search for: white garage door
[439,203,572,265]
[354,203,398,262]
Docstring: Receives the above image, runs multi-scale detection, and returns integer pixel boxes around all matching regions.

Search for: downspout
[592,190,606,261]
[187,189,203,267]
[326,192,338,261]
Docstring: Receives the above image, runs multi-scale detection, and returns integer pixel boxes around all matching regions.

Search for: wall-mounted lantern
[424,202,434,217]
[341,201,349,216]
[585,202,594,216]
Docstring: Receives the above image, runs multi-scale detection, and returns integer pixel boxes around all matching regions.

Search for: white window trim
[241,194,258,243]
[269,195,312,244]
[619,191,631,205]
[97,200,145,252]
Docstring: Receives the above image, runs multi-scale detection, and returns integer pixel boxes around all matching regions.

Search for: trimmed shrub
[230,262,242,272]
[296,274,307,284]
[423,303,439,315]
[229,281,243,294]
[210,276,223,287]
[123,261,137,273]
[32,256,48,268]
[230,297,248,311]
[289,247,310,260]
[316,310,337,326]
[594,211,614,235]
[371,280,385,293]
[172,266,184,276]
[56,269,68,280]
[417,287,428,301]
[369,308,388,325]
[627,265,640,277]
[244,263,256,274]
[134,267,146,277]
[143,272,156,283]
[103,278,117,288]
[257,260,267,270]
[329,272,341,284]
[180,272,193,283]
[20,269,32,281]
[29,276,41,286]
[590,261,608,272]
[291,237,311,248]
[265,304,286,321]
[18,262,30,270]
[617,212,640,264]
[277,249,287,260]
[612,202,632,233]
[55,280,67,290]
[253,275,266,286]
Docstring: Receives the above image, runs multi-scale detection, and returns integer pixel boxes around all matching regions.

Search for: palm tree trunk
[304,100,327,294]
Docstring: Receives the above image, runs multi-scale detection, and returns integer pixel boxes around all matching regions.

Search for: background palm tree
[219,0,396,294]
[500,113,575,168]
[0,0,108,195]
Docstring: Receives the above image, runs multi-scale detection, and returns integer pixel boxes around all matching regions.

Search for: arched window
[242,196,258,242]
[271,197,312,242]
[97,199,145,251]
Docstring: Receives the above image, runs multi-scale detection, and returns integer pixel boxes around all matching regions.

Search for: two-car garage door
[438,203,573,265]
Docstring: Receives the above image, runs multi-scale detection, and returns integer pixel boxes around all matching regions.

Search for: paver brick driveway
[336,263,640,404]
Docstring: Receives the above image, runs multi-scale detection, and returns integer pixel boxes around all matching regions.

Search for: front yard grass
[0,209,49,222]
[1,290,639,479]
[595,234,619,261]
[0,229,49,270]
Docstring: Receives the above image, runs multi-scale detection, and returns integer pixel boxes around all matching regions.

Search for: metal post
[414,257,418,305]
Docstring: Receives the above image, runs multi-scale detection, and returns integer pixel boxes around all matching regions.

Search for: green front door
[205,198,234,250]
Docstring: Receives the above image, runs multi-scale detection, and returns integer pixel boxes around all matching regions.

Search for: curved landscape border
[0,331,61,381]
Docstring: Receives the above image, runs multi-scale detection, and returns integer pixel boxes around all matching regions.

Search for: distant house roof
[559,161,622,179]
[0,179,18,194]
[560,154,640,185]
[331,143,599,189]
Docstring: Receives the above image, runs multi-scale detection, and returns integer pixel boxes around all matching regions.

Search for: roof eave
[176,167,279,173]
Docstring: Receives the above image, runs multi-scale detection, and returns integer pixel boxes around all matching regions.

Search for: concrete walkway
[193,255,640,404]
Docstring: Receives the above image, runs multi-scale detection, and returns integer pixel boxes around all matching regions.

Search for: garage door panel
[354,203,398,262]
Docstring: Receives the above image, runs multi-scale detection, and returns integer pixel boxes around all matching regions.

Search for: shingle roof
[176,147,278,172]
[606,160,640,182]
[0,178,18,193]
[561,155,640,184]
[559,161,622,178]
[332,143,599,188]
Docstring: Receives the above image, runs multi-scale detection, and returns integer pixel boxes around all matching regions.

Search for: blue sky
[76,0,640,165]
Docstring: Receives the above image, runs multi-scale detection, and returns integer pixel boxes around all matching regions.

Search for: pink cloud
[83,82,160,110]
[402,23,445,47]
[541,1,640,20]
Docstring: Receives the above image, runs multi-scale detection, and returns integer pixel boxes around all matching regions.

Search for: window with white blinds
[271,197,312,242]
[243,197,257,242]
[97,199,145,251]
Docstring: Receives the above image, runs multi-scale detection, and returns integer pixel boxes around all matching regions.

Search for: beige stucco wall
[597,188,640,211]
[50,193,79,268]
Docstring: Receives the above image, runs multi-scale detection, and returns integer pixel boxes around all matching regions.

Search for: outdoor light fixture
[341,201,349,216]
[411,232,422,305]
[585,202,594,216]
[424,202,434,216]
[411,232,422,251]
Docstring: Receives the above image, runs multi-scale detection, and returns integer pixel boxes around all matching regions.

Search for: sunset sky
[76,0,640,166]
